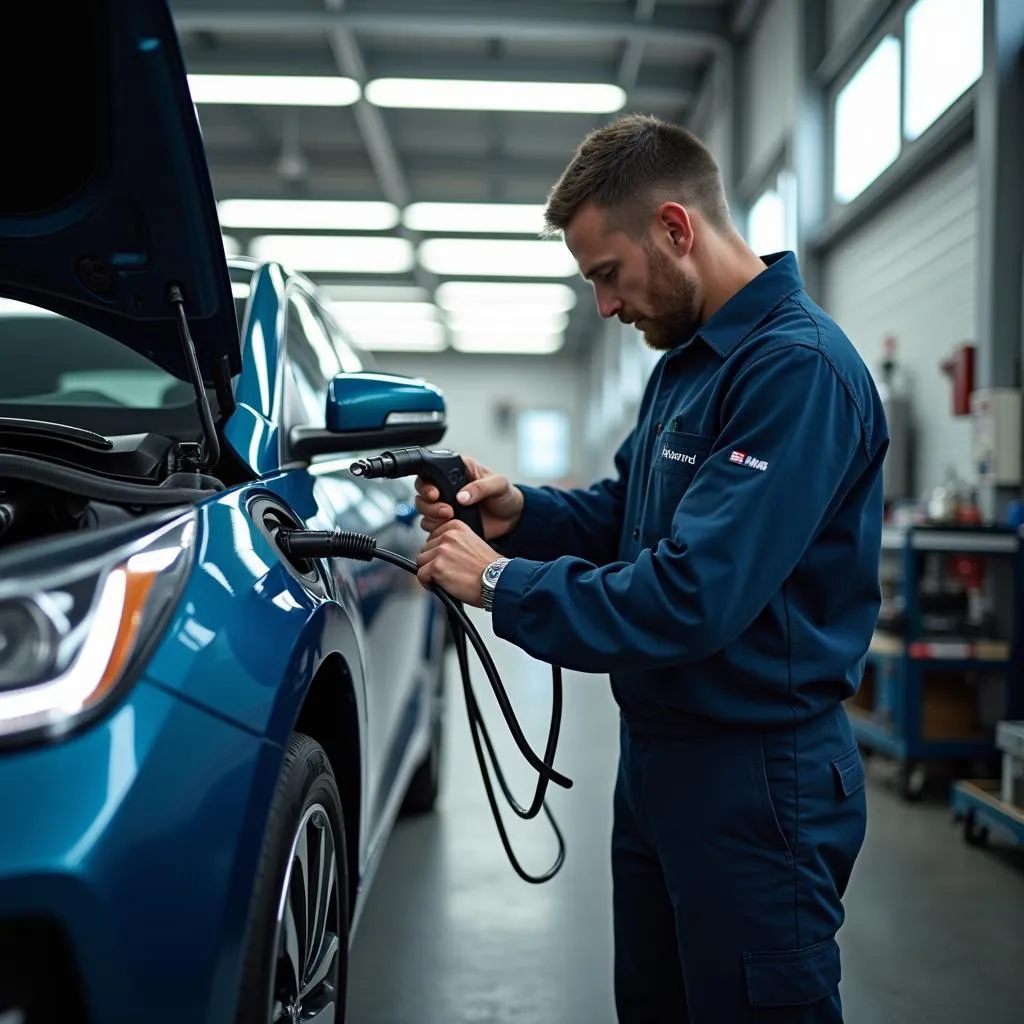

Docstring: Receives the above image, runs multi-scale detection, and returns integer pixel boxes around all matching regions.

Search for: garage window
[904,0,983,140]
[833,35,902,204]
[517,409,571,480]
[747,171,797,258]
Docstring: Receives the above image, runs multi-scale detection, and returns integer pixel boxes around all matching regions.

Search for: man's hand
[414,454,524,541]
[416,520,502,606]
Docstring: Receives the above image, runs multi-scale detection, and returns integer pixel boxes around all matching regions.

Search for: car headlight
[0,510,196,744]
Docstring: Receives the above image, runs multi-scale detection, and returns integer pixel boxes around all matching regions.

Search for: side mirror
[289,372,448,460]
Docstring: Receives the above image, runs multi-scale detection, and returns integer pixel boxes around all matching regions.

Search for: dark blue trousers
[612,703,867,1023]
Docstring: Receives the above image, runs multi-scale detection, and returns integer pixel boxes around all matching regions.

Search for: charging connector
[277,525,572,883]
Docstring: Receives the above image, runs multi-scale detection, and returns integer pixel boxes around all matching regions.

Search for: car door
[281,289,430,834]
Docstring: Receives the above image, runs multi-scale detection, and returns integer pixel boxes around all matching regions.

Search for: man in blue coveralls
[415,114,888,1023]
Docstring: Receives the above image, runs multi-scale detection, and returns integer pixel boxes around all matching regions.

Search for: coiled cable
[278,527,571,883]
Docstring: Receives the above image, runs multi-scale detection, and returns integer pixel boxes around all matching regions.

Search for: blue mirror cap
[326,372,446,433]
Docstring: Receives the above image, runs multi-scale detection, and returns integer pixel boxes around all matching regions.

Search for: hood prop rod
[167,283,221,471]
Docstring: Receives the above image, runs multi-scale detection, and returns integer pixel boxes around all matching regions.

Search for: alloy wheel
[269,803,341,1023]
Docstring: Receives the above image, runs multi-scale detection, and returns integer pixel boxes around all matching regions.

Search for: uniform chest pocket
[652,430,713,481]
[642,431,714,538]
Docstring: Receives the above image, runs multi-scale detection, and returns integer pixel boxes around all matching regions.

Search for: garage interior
[169,0,1024,1020]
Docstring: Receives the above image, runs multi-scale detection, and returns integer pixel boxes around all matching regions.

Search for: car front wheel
[235,733,348,1024]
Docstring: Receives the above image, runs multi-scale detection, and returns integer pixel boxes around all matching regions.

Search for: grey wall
[822,143,980,495]
[743,0,799,184]
[372,352,589,487]
[827,0,881,50]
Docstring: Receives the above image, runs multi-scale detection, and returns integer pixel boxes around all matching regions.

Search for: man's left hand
[417,520,501,606]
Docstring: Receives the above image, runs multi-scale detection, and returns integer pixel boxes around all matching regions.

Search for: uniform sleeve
[490,344,869,672]
[492,428,634,565]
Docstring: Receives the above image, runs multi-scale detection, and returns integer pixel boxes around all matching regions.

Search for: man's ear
[656,202,694,255]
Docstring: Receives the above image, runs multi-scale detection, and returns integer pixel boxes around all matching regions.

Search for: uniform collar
[677,251,804,360]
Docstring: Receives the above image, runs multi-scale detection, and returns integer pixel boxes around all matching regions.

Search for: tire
[963,811,990,848]
[401,655,447,816]
[235,733,348,1024]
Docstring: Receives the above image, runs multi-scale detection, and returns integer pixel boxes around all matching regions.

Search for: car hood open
[0,0,239,385]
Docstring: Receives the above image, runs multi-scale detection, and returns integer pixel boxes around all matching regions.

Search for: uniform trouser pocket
[743,937,843,1021]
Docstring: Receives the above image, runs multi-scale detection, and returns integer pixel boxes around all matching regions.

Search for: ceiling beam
[617,0,658,93]
[173,1,730,52]
[731,0,765,39]
[323,1,408,208]
[321,0,439,298]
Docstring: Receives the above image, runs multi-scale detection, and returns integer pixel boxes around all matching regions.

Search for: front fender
[142,485,367,742]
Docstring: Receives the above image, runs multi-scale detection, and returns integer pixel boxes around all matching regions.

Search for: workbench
[846,523,1024,799]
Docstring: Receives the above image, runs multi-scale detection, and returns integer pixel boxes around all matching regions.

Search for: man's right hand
[414,455,524,541]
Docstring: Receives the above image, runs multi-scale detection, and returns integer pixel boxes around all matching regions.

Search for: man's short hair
[543,113,732,239]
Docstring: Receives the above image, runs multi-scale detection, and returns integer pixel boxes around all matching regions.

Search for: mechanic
[415,113,888,1024]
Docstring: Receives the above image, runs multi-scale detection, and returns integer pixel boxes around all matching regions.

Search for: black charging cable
[278,527,572,884]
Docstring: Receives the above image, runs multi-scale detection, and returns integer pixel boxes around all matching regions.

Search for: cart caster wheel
[963,812,989,847]
[898,760,926,801]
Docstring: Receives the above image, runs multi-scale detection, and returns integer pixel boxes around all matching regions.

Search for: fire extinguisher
[940,343,975,417]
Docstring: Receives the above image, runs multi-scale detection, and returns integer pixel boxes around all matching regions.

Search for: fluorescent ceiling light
[328,301,440,324]
[435,281,578,312]
[418,239,578,278]
[345,320,448,353]
[320,284,429,302]
[187,74,360,106]
[446,309,570,333]
[219,199,399,231]
[451,330,564,355]
[222,235,242,256]
[249,235,415,273]
[403,203,547,235]
[231,282,251,300]
[365,78,625,113]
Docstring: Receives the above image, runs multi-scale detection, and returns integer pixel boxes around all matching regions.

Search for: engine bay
[0,418,232,550]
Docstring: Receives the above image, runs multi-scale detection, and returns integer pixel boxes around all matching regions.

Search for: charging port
[248,496,323,591]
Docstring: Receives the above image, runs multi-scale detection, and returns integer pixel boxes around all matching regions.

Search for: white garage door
[821,142,979,498]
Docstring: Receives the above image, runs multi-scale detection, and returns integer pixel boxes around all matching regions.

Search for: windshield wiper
[0,416,112,451]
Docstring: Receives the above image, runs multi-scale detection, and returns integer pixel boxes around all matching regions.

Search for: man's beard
[636,243,700,352]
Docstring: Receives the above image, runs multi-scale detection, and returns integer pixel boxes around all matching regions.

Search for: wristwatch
[481,557,511,612]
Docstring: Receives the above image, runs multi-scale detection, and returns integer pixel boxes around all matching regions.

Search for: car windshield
[0,268,251,431]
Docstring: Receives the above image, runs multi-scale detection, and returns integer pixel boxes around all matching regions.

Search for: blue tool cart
[847,523,1024,799]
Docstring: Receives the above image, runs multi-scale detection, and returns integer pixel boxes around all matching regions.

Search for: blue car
[0,4,450,1022]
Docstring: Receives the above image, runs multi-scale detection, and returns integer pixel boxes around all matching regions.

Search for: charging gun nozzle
[349,454,392,479]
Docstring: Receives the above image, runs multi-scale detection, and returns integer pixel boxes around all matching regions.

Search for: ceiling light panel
[446,309,570,333]
[451,330,565,355]
[418,239,579,278]
[249,235,415,273]
[365,78,625,113]
[187,74,361,106]
[403,203,547,235]
[345,320,448,353]
[320,285,430,302]
[435,281,578,312]
[219,199,399,231]
[328,301,440,324]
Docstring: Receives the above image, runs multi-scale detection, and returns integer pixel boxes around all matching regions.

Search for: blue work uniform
[491,252,888,1023]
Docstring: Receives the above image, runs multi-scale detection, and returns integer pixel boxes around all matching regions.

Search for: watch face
[484,560,507,584]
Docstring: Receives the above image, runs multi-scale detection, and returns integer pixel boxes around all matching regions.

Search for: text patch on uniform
[662,446,698,465]
[729,450,768,472]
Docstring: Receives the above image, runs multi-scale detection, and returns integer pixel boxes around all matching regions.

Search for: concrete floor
[346,616,1024,1023]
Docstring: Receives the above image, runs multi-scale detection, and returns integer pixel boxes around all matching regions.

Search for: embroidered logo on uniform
[662,446,697,465]
[730,449,767,471]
